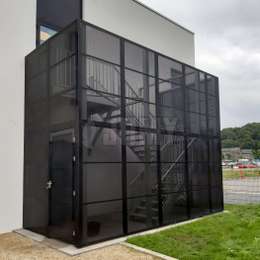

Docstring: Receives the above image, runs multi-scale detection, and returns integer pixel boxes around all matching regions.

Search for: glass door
[48,129,76,243]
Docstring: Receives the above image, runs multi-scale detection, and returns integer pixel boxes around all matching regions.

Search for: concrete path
[224,177,260,204]
[0,233,160,260]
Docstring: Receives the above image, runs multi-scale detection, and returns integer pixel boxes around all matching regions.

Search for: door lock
[46,180,53,190]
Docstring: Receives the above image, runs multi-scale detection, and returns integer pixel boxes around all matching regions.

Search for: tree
[252,141,260,159]
[222,123,260,150]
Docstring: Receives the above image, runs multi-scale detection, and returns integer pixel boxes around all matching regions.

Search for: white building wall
[83,0,195,66]
[0,0,36,233]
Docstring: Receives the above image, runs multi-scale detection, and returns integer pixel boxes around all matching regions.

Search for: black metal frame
[24,19,223,248]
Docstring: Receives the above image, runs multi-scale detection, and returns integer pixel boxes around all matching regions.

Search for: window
[40,26,57,44]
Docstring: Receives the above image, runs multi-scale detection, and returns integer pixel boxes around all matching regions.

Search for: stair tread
[136,206,159,211]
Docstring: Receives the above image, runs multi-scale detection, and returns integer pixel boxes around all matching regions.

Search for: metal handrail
[162,138,196,181]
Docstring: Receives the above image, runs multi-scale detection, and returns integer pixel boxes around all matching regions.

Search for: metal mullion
[120,39,128,235]
[182,64,191,219]
[205,74,213,213]
[155,53,163,225]
[47,39,52,235]
[216,78,224,210]
[75,20,85,246]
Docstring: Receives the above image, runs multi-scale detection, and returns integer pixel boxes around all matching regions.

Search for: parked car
[238,163,257,169]
[238,164,247,169]
[247,164,257,168]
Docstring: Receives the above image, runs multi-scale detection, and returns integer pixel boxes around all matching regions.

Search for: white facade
[0,0,36,233]
[83,0,195,66]
[0,0,194,234]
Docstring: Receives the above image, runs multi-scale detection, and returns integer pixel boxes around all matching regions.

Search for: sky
[139,0,260,129]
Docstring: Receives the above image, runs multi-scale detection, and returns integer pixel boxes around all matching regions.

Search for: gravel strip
[0,233,160,260]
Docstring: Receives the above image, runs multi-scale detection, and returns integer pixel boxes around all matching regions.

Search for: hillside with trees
[221,123,260,157]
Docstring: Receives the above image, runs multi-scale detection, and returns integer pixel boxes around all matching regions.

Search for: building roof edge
[132,0,194,35]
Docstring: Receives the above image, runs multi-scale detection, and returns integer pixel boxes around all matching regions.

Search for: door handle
[46,180,53,190]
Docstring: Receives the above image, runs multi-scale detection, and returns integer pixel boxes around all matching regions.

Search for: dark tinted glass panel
[83,164,122,203]
[127,164,158,197]
[160,107,184,132]
[199,72,206,92]
[185,66,203,92]
[84,57,121,96]
[26,45,48,78]
[188,138,208,162]
[86,201,123,243]
[189,163,209,189]
[160,135,185,163]
[158,56,183,84]
[49,24,77,65]
[186,89,206,114]
[211,188,223,212]
[49,132,74,243]
[191,189,210,217]
[186,113,207,135]
[50,90,76,127]
[209,139,221,163]
[82,126,121,163]
[27,73,48,102]
[24,129,49,166]
[125,100,156,129]
[128,196,159,233]
[207,75,218,96]
[125,41,155,76]
[24,128,49,232]
[50,55,76,95]
[85,25,120,65]
[23,165,49,231]
[210,164,222,188]
[126,131,157,163]
[25,101,49,129]
[161,163,186,193]
[159,81,184,109]
[125,70,155,103]
[208,117,220,136]
[208,95,218,117]
[82,89,121,123]
[162,192,188,224]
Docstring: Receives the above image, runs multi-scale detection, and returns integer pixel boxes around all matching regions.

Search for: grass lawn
[127,205,260,259]
[223,168,260,180]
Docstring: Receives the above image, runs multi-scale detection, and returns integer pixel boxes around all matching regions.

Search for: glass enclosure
[24,20,223,247]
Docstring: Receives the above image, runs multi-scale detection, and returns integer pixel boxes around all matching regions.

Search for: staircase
[83,56,196,224]
[129,138,196,224]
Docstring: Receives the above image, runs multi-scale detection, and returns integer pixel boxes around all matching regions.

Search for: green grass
[127,205,260,259]
[223,169,260,180]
